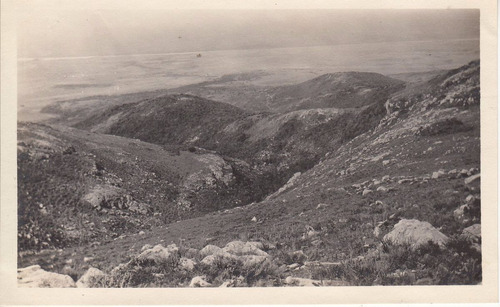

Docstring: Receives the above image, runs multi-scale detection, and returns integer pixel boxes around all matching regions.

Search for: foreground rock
[189,276,211,287]
[76,267,106,288]
[18,265,76,288]
[283,276,348,287]
[383,219,448,249]
[136,244,179,264]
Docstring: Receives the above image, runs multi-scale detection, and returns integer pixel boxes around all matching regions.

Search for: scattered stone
[398,179,412,184]
[316,203,328,209]
[76,267,105,288]
[453,205,469,222]
[189,276,211,287]
[464,173,480,185]
[465,195,476,204]
[376,186,388,193]
[382,160,391,166]
[459,169,469,177]
[200,245,223,257]
[448,169,458,175]
[179,257,196,271]
[251,216,257,222]
[138,231,145,236]
[382,175,391,182]
[18,265,76,288]
[288,263,301,270]
[362,189,373,196]
[383,219,449,249]
[83,257,94,263]
[302,226,320,239]
[431,170,445,179]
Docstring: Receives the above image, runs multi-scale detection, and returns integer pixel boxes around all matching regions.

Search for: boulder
[462,224,481,243]
[179,257,196,271]
[76,267,106,288]
[18,265,76,288]
[383,219,449,249]
[189,276,211,287]
[82,185,124,210]
[362,189,373,196]
[200,253,236,265]
[464,173,480,186]
[136,244,179,264]
[223,241,268,256]
[431,170,445,179]
[200,244,223,257]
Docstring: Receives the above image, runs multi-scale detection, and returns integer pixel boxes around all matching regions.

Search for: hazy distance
[18,9,479,58]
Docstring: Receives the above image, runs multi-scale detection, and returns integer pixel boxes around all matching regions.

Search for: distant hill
[266,72,405,112]
[168,71,405,113]
[74,94,249,145]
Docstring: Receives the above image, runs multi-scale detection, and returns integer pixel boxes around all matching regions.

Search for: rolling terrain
[18,61,481,287]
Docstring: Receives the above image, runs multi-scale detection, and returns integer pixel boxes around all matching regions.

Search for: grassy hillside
[17,122,272,251]
[267,72,405,112]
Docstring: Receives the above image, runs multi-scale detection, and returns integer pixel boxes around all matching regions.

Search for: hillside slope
[266,72,405,112]
[17,123,271,251]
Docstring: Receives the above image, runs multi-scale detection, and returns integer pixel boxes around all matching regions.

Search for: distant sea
[18,38,479,122]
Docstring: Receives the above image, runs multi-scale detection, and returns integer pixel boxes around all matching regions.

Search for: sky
[17,9,479,58]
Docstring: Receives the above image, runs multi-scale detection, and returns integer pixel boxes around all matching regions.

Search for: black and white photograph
[1,0,498,304]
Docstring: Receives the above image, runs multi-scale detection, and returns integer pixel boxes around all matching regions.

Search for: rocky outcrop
[82,184,148,213]
[177,153,235,209]
[18,265,76,288]
[383,219,449,249]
